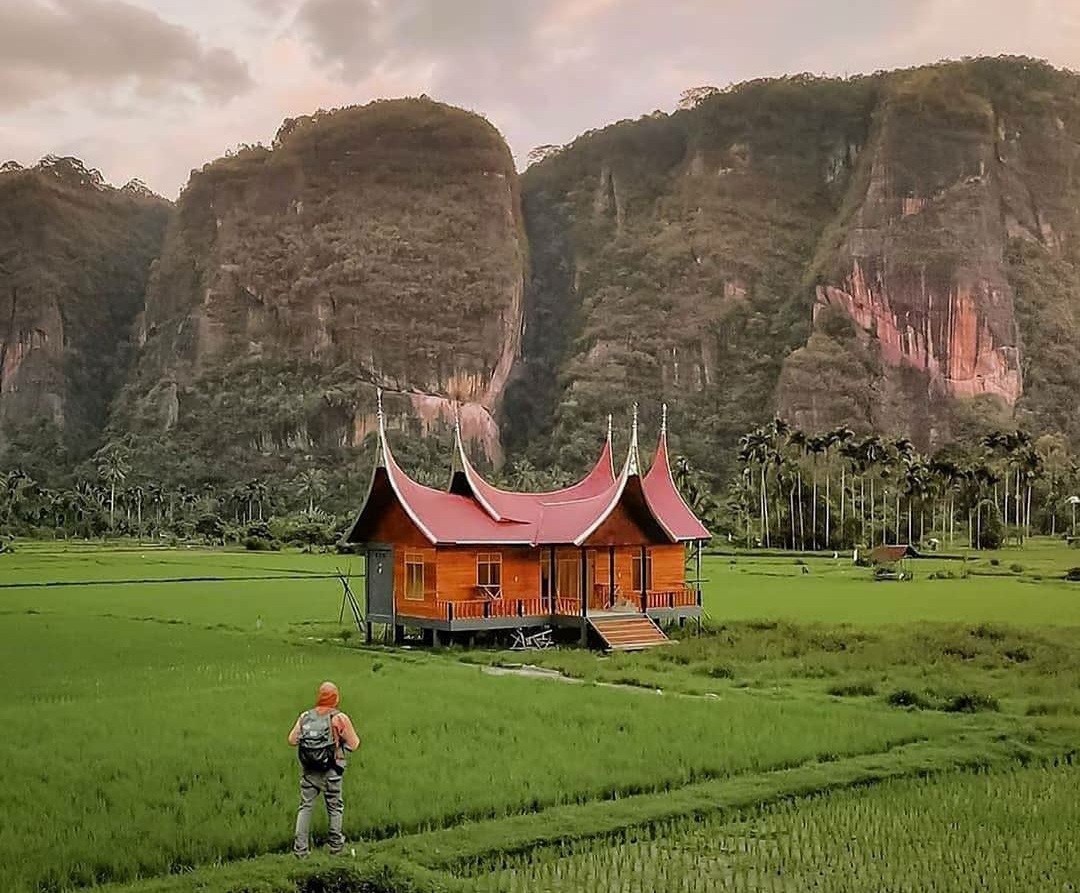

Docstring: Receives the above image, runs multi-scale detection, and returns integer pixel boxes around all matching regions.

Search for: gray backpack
[297,709,338,771]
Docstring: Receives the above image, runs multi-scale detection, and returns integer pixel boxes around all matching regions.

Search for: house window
[405,553,425,600]
[557,553,582,599]
[477,552,502,596]
[631,550,653,593]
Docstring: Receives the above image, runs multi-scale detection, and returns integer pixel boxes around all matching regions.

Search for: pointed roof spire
[607,413,613,442]
[660,403,668,437]
[627,403,641,476]
[375,387,389,465]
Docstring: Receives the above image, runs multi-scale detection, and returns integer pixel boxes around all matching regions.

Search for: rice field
[1,542,1078,892]
[0,610,953,892]
[460,763,1080,892]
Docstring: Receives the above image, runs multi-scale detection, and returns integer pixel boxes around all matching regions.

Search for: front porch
[385,586,701,637]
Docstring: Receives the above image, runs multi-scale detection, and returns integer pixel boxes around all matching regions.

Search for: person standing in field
[287,680,361,858]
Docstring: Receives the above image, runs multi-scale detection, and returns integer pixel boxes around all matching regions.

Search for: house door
[365,545,394,623]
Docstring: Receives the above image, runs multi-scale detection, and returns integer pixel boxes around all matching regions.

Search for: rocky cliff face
[113,99,526,487]
[512,75,876,474]
[517,58,1080,478]
[779,59,1080,447]
[0,157,169,474]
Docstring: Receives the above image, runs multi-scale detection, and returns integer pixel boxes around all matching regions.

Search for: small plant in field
[1009,563,1024,574]
[943,692,999,713]
[1065,567,1080,582]
[826,680,877,697]
[704,664,735,679]
[989,558,1000,566]
[885,688,933,709]
[970,623,1007,641]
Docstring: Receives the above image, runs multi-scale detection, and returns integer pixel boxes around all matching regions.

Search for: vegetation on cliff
[0,157,169,482]
[515,57,1080,491]
[109,98,527,507]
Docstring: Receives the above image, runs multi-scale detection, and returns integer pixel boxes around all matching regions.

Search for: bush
[1066,567,1080,582]
[885,689,933,709]
[1009,563,1024,574]
[827,680,877,697]
[706,664,735,679]
[989,558,1000,566]
[943,692,999,713]
[975,502,1004,549]
[243,536,281,551]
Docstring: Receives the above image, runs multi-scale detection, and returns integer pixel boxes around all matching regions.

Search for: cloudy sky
[2,0,1079,197]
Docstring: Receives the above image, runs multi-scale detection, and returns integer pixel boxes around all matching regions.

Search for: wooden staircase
[589,613,671,651]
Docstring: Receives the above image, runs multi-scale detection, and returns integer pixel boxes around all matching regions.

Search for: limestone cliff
[0,157,168,472]
[512,74,876,475]
[113,99,526,486]
[779,59,1080,446]
[517,58,1080,479]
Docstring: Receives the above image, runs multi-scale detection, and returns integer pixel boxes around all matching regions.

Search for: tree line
[3,423,1079,552]
[0,440,344,547]
[707,420,1076,550]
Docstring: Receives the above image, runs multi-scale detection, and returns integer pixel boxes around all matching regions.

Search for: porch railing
[642,588,700,611]
[395,589,700,623]
[396,597,548,623]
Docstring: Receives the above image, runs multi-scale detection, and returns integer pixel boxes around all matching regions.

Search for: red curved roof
[347,408,710,546]
[454,428,616,522]
[641,431,711,541]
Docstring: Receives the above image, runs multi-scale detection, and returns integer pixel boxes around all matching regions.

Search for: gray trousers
[294,769,344,855]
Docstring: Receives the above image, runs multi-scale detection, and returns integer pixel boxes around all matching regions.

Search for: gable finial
[607,413,613,441]
[628,402,640,476]
[661,403,668,437]
[376,387,385,430]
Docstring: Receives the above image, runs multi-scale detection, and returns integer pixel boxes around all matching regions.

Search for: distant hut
[869,544,920,580]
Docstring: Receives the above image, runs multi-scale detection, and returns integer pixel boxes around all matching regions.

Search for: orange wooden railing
[554,596,581,616]
[397,588,700,622]
[396,596,550,623]
[397,599,451,620]
[643,588,700,610]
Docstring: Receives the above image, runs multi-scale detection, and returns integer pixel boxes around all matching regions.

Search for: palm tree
[1035,434,1069,535]
[856,435,884,544]
[95,442,131,531]
[250,479,269,521]
[296,468,328,515]
[1016,446,1042,542]
[786,429,809,551]
[130,483,145,535]
[832,428,857,543]
[806,434,829,550]
[738,427,772,547]
[902,455,930,544]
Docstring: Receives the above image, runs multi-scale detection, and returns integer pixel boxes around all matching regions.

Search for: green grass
[459,763,1080,892]
[0,610,955,893]
[3,540,1080,892]
[701,540,1080,625]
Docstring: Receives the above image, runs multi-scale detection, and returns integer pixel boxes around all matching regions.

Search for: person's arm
[287,713,303,747]
[335,713,361,752]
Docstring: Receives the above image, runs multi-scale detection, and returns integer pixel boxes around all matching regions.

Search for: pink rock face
[816,260,1022,405]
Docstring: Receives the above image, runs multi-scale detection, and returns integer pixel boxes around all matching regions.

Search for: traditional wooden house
[345,396,710,650]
